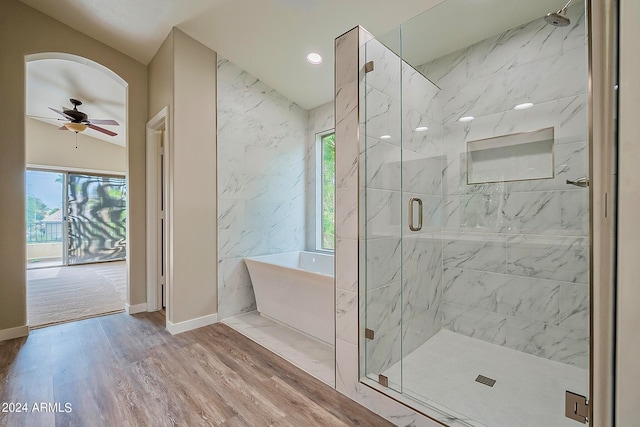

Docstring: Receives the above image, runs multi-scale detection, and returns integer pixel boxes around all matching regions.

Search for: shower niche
[466,127,555,184]
[357,0,590,426]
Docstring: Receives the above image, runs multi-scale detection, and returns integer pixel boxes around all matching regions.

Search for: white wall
[171,29,218,324]
[148,29,218,326]
[616,0,640,423]
[26,117,126,173]
[148,28,218,330]
[148,33,174,121]
[0,0,147,335]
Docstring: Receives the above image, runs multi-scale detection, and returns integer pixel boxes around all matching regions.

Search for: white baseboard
[0,324,29,342]
[125,302,148,314]
[166,313,218,335]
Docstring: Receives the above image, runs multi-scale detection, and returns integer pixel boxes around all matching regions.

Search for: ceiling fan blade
[59,125,69,130]
[88,124,117,137]
[48,107,74,120]
[88,119,119,126]
[27,114,65,121]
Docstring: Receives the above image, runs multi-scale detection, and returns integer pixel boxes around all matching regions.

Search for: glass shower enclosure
[360,1,590,426]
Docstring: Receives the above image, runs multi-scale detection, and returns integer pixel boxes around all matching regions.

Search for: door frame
[146,107,171,317]
[589,0,618,425]
[25,167,68,269]
[26,166,127,268]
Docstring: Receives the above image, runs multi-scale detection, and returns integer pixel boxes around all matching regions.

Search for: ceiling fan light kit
[64,122,88,133]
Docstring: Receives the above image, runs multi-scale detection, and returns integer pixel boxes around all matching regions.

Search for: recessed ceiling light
[458,116,475,122]
[414,126,428,132]
[514,102,534,110]
[307,53,322,65]
[380,135,391,140]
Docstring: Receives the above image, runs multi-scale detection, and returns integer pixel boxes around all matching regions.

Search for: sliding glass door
[26,170,66,268]
[26,169,126,268]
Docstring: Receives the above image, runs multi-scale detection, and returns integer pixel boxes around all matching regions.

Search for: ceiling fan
[46,98,119,137]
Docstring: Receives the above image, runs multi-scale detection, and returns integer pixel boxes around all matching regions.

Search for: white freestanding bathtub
[244,251,335,345]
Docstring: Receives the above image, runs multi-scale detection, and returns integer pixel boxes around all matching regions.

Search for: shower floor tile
[223,311,335,387]
[381,329,587,427]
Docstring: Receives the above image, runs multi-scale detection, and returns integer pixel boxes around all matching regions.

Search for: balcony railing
[27,221,63,243]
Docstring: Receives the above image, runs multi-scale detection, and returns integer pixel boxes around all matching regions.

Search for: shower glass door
[361,1,590,426]
[362,28,404,393]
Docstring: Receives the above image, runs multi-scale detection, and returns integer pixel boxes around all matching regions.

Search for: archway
[24,52,130,327]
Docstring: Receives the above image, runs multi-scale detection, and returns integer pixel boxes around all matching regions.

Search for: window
[317,131,335,250]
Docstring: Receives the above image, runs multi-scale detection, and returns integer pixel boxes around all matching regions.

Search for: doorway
[146,107,170,316]
[26,168,127,328]
[24,52,129,329]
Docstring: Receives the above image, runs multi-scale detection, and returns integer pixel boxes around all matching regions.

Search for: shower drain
[475,375,496,387]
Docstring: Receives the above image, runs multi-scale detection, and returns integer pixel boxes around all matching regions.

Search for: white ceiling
[20,0,569,112]
[389,0,570,68]
[177,0,447,109]
[26,58,126,146]
[19,0,223,65]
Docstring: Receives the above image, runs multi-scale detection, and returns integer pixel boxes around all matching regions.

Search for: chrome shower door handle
[566,177,590,187]
[408,197,423,232]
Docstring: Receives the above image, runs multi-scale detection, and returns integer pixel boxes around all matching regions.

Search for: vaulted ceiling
[26,57,127,146]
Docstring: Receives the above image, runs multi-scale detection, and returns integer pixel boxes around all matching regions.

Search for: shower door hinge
[365,61,374,73]
[565,390,589,424]
[378,374,388,387]
[365,328,375,340]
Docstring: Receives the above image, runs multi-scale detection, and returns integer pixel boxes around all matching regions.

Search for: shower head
[545,10,570,27]
[545,11,570,27]
[545,0,573,27]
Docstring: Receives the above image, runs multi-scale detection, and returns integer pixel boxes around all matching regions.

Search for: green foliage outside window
[321,133,335,250]
[26,195,53,223]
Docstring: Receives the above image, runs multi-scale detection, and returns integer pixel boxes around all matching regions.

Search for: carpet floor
[27,261,126,328]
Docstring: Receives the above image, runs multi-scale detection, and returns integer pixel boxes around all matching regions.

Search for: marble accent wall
[418,2,589,368]
[399,59,443,358]
[217,57,308,319]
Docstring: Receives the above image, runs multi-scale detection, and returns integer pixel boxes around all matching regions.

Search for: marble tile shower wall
[217,57,308,319]
[400,60,445,362]
[417,3,589,368]
[363,39,444,375]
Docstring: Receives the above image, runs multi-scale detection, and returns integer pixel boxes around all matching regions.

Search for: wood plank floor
[0,312,393,427]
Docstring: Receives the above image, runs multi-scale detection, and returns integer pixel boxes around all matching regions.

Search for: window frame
[315,130,335,252]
